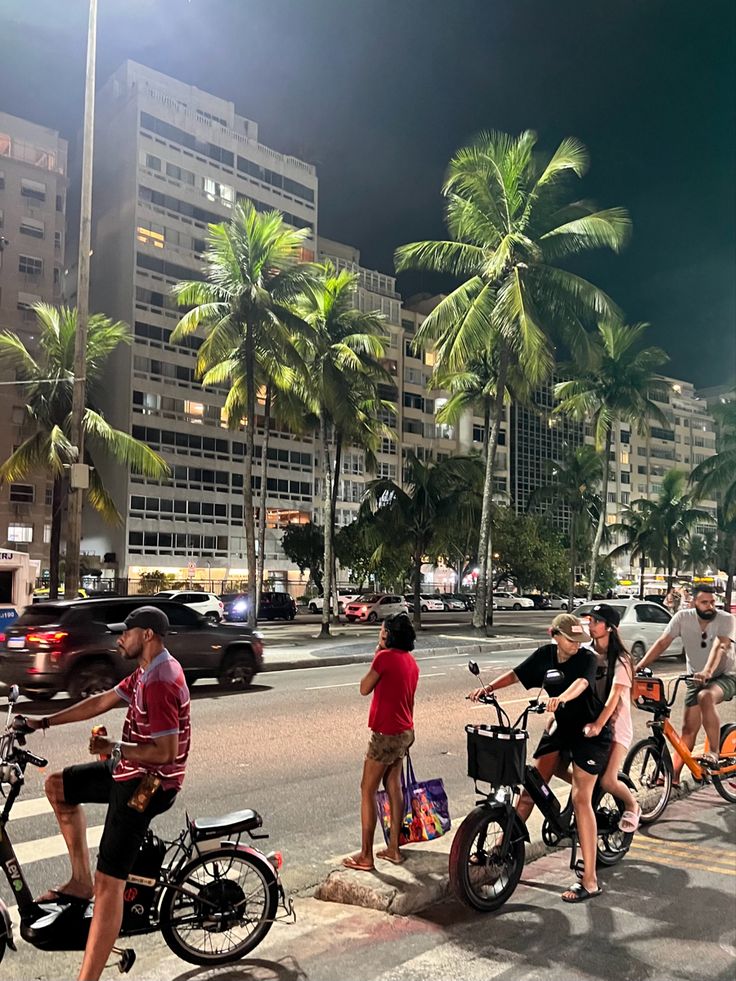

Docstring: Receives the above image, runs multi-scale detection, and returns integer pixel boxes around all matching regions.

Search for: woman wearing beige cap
[470,612,610,902]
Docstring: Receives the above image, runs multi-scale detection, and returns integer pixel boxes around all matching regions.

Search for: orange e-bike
[623,670,736,823]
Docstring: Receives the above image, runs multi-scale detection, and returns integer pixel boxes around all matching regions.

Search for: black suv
[221,591,297,622]
[0,597,265,701]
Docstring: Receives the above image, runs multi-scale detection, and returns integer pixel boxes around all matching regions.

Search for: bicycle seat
[191,809,262,838]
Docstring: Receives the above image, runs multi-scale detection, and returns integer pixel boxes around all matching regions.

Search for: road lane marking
[421,673,446,679]
[305,682,359,690]
[13,825,104,865]
[627,842,736,876]
[12,796,53,820]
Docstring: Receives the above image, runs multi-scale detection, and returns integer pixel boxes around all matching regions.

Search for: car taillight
[0,633,5,644]
[26,630,69,645]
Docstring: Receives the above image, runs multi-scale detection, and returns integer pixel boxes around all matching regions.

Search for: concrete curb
[263,637,537,674]
[314,776,700,916]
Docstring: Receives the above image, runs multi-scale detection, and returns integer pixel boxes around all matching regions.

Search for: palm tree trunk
[330,435,343,619]
[243,322,258,627]
[588,427,612,599]
[725,535,736,611]
[569,511,577,612]
[256,385,272,611]
[639,553,646,600]
[473,350,509,632]
[413,544,423,630]
[319,414,333,639]
[49,475,64,600]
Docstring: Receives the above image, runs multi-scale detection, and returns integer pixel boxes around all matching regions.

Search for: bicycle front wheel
[623,737,671,824]
[595,774,635,866]
[449,806,525,912]
[712,722,736,804]
[160,848,279,966]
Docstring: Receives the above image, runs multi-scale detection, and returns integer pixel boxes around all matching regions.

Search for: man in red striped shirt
[20,606,190,981]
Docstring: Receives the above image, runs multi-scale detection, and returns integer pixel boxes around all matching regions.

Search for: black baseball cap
[124,606,169,636]
[589,603,621,628]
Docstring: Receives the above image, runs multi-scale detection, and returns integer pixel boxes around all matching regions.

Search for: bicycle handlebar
[634,670,696,708]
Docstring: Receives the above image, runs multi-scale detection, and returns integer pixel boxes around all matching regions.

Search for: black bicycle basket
[466,723,528,787]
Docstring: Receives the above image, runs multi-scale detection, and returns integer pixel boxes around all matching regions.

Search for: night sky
[1,0,734,387]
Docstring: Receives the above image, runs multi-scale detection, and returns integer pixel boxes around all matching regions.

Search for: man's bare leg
[672,705,701,784]
[698,685,725,759]
[43,772,94,899]
[77,870,125,981]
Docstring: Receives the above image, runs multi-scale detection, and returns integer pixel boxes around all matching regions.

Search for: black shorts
[533,726,612,776]
[62,761,177,880]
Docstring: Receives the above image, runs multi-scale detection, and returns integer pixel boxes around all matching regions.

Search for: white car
[493,591,535,611]
[344,594,409,623]
[154,590,224,622]
[547,594,575,611]
[404,594,445,613]
[305,591,361,613]
[576,599,685,662]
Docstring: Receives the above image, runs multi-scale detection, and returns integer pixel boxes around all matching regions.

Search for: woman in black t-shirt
[470,613,611,903]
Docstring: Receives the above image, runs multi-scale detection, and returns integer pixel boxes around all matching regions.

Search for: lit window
[8,523,33,543]
[619,450,629,465]
[43,524,52,543]
[185,401,205,423]
[136,224,165,248]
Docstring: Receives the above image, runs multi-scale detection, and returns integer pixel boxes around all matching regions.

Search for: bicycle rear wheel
[449,806,525,912]
[712,723,736,804]
[160,848,278,966]
[623,737,671,823]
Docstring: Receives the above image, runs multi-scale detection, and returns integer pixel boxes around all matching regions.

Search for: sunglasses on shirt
[701,631,708,649]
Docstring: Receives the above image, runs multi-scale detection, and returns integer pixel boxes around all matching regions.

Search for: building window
[7,523,33,543]
[136,223,165,248]
[43,524,52,543]
[0,170,5,190]
[20,178,46,202]
[56,194,63,212]
[9,483,34,503]
[19,255,43,276]
[20,217,45,239]
[45,485,53,506]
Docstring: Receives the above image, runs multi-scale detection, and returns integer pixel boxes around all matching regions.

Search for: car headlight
[233,600,247,612]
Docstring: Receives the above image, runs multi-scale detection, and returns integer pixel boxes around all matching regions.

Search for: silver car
[576,600,684,662]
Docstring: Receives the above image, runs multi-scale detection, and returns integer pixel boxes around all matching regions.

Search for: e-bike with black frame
[449,661,635,912]
[0,685,294,971]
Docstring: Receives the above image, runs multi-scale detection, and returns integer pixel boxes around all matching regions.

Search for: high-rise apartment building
[84,61,318,588]
[0,112,67,568]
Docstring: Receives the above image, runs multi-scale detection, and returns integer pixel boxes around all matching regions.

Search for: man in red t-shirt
[17,606,190,981]
[343,612,419,871]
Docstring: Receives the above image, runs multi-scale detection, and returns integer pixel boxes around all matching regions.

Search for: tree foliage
[492,507,569,593]
[280,522,325,594]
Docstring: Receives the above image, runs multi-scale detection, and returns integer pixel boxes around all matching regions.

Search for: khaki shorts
[685,673,736,708]
[366,729,415,765]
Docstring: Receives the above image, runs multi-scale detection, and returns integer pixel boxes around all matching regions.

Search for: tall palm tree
[530,444,602,610]
[293,263,391,637]
[0,303,169,596]
[395,130,630,630]
[609,500,662,599]
[680,530,719,577]
[691,395,736,606]
[555,321,669,596]
[638,469,715,590]
[171,201,314,625]
[363,453,484,628]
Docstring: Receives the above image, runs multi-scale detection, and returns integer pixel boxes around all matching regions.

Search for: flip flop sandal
[619,808,641,833]
[342,856,375,872]
[562,883,603,904]
[36,889,91,905]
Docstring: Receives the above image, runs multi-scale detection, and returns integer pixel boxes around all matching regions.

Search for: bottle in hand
[91,724,110,761]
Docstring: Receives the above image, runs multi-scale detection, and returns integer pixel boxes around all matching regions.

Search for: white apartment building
[0,112,67,569]
[84,61,319,589]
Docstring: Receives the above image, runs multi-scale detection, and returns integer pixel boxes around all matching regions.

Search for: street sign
[187,560,196,576]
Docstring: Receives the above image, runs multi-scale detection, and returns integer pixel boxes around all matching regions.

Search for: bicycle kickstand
[111,946,136,974]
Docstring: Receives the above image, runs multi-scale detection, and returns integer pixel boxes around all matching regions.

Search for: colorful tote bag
[375,752,451,846]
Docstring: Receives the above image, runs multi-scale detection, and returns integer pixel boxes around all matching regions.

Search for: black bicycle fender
[0,898,17,951]
[217,842,279,880]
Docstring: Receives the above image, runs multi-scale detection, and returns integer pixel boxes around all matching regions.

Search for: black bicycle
[449,661,634,912]
[0,685,294,972]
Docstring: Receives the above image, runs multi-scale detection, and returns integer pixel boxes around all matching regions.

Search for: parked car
[441,594,469,612]
[404,594,445,613]
[459,592,476,612]
[576,599,684,662]
[0,597,265,700]
[221,591,296,622]
[522,594,551,610]
[344,594,408,623]
[493,591,535,610]
[154,590,224,622]
[547,593,574,611]
[305,590,361,614]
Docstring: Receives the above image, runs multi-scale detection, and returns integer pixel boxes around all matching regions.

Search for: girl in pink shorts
[583,604,640,833]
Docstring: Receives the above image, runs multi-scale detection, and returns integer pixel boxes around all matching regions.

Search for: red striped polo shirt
[113,649,190,792]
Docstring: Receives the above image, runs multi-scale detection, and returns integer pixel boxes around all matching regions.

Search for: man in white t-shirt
[638,584,736,782]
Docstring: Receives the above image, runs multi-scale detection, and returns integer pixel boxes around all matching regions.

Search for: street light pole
[65,0,98,598]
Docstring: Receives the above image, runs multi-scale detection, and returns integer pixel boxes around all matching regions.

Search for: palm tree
[680,530,719,577]
[363,453,484,628]
[638,469,715,590]
[691,395,736,606]
[293,263,391,637]
[554,321,669,596]
[395,130,630,630]
[0,303,169,596]
[530,444,602,610]
[171,201,314,625]
[609,500,662,599]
